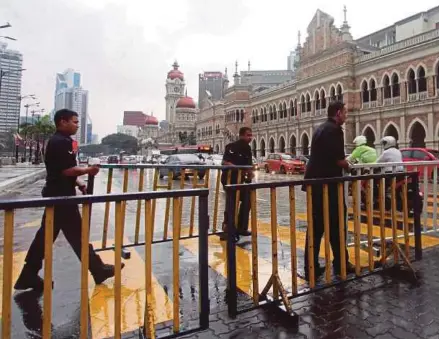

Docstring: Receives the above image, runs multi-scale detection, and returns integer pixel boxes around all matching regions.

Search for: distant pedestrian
[303,101,355,280]
[15,109,124,291]
[221,127,254,240]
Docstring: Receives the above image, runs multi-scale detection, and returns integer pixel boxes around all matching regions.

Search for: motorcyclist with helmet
[347,136,378,165]
[376,136,404,172]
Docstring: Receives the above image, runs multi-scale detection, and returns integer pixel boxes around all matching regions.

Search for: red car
[263,153,305,174]
[401,148,439,179]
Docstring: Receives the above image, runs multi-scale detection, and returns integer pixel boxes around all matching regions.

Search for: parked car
[159,154,206,180]
[263,153,305,174]
[401,148,439,179]
[107,155,119,164]
[205,154,223,166]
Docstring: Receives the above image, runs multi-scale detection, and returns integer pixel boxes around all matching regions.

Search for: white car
[205,154,223,166]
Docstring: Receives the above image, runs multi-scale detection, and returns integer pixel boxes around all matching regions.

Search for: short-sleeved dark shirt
[43,132,78,197]
[304,118,345,180]
[221,139,252,185]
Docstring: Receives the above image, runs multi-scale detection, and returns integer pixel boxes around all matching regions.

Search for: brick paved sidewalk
[124,246,439,339]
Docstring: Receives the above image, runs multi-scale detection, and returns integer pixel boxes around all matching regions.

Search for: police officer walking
[15,109,123,290]
[221,127,254,239]
[303,101,355,280]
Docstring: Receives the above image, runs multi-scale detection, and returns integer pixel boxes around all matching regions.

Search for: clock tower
[165,61,185,124]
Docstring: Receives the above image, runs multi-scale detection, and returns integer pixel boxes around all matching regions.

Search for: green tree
[101,133,139,154]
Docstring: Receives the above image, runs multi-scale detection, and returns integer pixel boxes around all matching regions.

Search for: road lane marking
[89,239,173,339]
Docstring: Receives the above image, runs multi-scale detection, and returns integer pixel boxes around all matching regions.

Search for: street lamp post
[23,102,39,162]
[15,94,36,162]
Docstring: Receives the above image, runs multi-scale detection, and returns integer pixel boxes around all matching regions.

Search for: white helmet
[380,136,397,150]
[353,136,367,147]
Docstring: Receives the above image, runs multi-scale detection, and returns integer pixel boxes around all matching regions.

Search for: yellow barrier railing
[0,188,209,339]
[224,171,422,317]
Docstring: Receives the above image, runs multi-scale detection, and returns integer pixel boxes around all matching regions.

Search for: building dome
[145,115,158,125]
[176,96,196,109]
[167,60,184,81]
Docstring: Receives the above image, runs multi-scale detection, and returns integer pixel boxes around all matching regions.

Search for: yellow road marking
[89,239,173,339]
[0,251,27,317]
[256,221,372,267]
[179,230,306,297]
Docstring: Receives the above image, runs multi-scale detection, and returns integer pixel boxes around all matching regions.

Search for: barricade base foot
[112,244,131,259]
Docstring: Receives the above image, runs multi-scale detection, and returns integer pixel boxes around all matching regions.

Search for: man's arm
[222,144,234,166]
[62,166,98,177]
[332,128,350,170]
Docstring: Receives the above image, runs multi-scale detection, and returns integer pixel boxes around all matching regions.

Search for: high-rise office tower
[198,71,225,106]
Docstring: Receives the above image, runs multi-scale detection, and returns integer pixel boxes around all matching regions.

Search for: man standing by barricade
[303,101,355,280]
[15,109,124,291]
[221,127,254,241]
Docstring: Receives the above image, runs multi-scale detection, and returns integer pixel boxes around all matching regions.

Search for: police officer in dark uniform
[14,109,124,290]
[221,127,254,238]
[303,101,355,280]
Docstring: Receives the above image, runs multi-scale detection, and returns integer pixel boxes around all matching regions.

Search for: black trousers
[304,184,349,272]
[24,205,103,275]
[223,186,251,233]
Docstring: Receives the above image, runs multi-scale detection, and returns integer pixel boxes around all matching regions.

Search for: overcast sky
[1,0,437,139]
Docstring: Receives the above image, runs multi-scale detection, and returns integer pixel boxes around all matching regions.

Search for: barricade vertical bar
[135,168,145,244]
[306,185,315,288]
[322,184,331,283]
[352,180,361,276]
[213,169,221,233]
[234,169,242,226]
[163,171,173,240]
[250,189,259,305]
[289,186,298,295]
[226,188,237,318]
[102,167,113,248]
[413,174,422,260]
[366,179,374,271]
[114,202,124,339]
[1,210,14,339]
[179,168,185,219]
[144,199,155,339]
[43,207,55,339]
[337,183,346,280]
[270,187,279,299]
[433,167,438,232]
[390,177,399,263]
[402,177,410,259]
[422,166,428,232]
[189,170,198,236]
[151,169,159,232]
[204,168,211,188]
[379,178,386,265]
[172,197,181,333]
[121,168,129,244]
[198,194,210,329]
[80,203,90,339]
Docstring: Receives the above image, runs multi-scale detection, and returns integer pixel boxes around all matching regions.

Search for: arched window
[269,106,273,121]
[336,84,343,102]
[407,68,416,94]
[240,109,244,122]
[300,95,306,114]
[383,75,391,99]
[329,86,336,102]
[264,107,267,122]
[370,79,377,102]
[306,93,311,112]
[294,98,297,116]
[436,62,439,92]
[283,102,287,118]
[273,105,277,120]
[315,90,320,110]
[320,89,327,109]
[361,80,369,103]
[289,100,294,117]
[418,66,426,93]
[235,109,240,122]
[391,73,400,97]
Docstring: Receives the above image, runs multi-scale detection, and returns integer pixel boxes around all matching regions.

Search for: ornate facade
[197,6,439,157]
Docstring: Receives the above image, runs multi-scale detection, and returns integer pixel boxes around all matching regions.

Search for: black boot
[92,263,125,285]
[14,264,53,291]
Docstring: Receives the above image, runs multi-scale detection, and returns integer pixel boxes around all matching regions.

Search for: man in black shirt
[15,109,123,291]
[303,101,354,280]
[221,127,254,237]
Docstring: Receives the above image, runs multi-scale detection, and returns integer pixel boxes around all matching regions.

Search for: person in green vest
[347,135,377,164]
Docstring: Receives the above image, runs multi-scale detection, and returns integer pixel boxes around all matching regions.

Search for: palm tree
[20,115,55,162]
